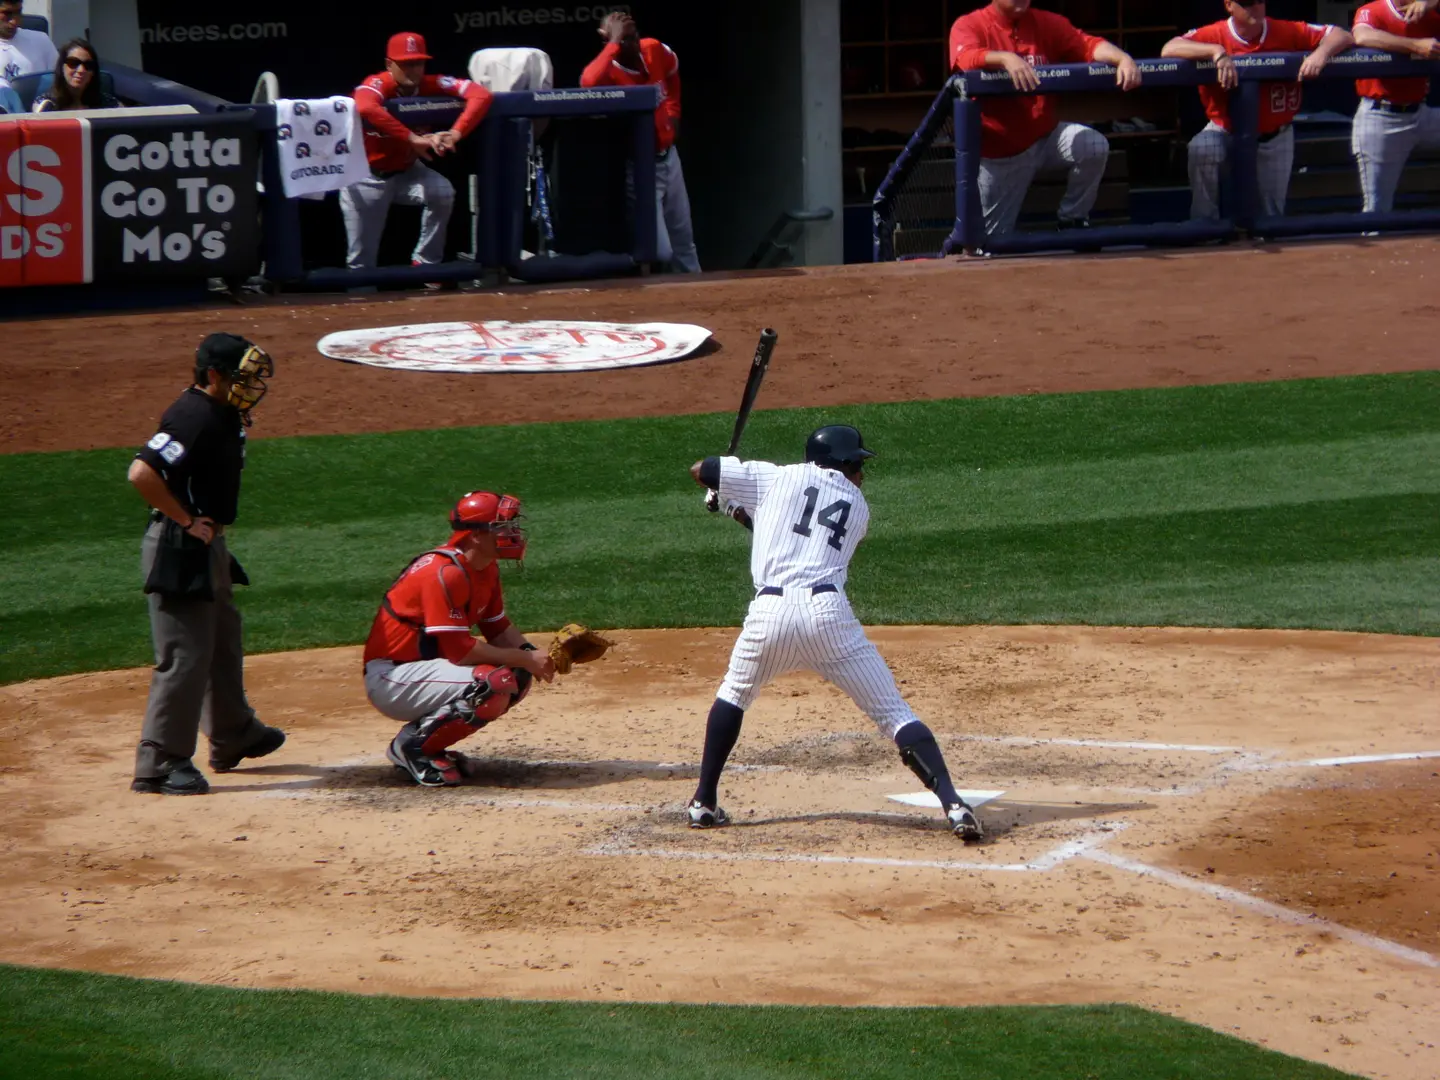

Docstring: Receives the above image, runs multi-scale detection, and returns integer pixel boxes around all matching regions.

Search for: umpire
[126,333,285,795]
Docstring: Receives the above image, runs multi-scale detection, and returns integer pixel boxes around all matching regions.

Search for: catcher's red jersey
[1353,1,1440,105]
[1183,19,1332,133]
[363,549,510,666]
[949,6,1107,158]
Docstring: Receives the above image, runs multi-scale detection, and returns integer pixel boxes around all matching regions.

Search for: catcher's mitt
[548,623,615,675]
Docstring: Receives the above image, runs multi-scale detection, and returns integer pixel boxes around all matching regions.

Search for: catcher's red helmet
[448,491,526,559]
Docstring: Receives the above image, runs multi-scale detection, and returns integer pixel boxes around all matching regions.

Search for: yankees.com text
[453,4,628,32]
[139,22,287,45]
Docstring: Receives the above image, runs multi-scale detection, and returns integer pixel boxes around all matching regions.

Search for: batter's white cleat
[947,802,984,842]
[687,800,730,829]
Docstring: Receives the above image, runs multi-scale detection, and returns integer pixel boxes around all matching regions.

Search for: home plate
[887,790,1006,809]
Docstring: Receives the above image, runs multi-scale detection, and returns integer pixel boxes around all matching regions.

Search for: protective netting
[873,83,960,261]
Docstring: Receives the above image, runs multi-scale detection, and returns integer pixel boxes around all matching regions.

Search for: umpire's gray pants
[1352,98,1440,214]
[339,161,455,270]
[135,522,262,777]
[978,122,1110,237]
[1187,122,1294,222]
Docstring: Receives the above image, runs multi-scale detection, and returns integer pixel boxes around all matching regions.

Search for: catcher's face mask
[451,492,527,560]
[225,345,274,424]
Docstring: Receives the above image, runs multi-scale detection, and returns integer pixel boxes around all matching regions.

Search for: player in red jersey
[340,32,492,273]
[581,12,699,272]
[1162,3,1352,221]
[950,0,1142,239]
[1351,0,1440,212]
[363,492,555,786]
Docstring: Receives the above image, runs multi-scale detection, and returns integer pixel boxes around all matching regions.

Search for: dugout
[30,0,844,272]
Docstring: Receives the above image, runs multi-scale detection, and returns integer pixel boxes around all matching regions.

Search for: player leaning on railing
[1161,3,1353,222]
[948,0,1142,239]
[1351,0,1440,213]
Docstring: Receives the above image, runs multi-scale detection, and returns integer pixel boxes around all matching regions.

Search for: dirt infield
[1,629,1436,1079]
[5,236,1440,453]
[2,241,1438,1079]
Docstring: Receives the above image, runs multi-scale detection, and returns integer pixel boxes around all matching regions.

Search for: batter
[685,425,984,842]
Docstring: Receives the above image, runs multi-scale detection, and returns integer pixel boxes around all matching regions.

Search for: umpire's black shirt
[134,387,247,525]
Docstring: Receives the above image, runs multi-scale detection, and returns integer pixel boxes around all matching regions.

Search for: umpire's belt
[757,584,838,598]
[1257,125,1291,144]
[1374,100,1422,115]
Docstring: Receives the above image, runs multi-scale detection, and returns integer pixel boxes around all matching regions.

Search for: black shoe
[132,762,210,795]
[210,726,286,773]
[1056,216,1092,230]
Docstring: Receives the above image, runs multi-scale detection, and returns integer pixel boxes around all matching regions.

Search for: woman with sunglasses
[32,38,115,111]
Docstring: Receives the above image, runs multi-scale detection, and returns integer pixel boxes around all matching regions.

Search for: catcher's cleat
[387,726,463,787]
[947,802,984,842]
[210,725,286,773]
[132,761,210,796]
[687,800,730,829]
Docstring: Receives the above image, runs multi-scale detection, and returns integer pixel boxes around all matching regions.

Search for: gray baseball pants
[1187,121,1294,221]
[627,145,700,273]
[977,121,1110,237]
[1352,98,1440,214]
[339,161,455,270]
[135,521,264,778]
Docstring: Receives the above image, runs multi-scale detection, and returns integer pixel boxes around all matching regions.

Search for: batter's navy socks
[209,725,286,773]
[894,721,963,808]
[131,760,210,796]
[692,698,745,810]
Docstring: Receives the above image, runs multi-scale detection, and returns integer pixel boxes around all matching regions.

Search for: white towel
[274,96,368,199]
[467,48,554,92]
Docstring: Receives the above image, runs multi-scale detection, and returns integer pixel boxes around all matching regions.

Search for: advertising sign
[89,112,259,281]
[0,118,91,287]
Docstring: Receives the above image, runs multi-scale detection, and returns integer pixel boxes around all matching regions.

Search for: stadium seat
[18,13,48,33]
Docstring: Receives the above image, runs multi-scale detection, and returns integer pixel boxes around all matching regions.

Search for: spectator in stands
[0,0,56,82]
[342,32,492,275]
[1162,4,1353,222]
[581,11,699,273]
[949,0,1141,239]
[32,39,115,111]
[0,75,21,114]
[1350,0,1440,213]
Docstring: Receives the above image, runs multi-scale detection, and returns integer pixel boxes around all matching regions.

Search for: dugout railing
[873,50,1440,260]
[242,86,660,288]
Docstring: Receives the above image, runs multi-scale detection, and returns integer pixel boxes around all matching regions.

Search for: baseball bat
[706,328,778,513]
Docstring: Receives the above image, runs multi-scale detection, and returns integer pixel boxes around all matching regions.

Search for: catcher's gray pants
[364,658,477,723]
[135,523,263,777]
[339,161,454,270]
[977,121,1110,237]
[717,589,918,740]
[1352,98,1440,214]
[1187,121,1294,221]
[627,146,700,273]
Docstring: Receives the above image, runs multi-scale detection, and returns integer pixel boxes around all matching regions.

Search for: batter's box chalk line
[584,821,1130,873]
[1082,847,1440,970]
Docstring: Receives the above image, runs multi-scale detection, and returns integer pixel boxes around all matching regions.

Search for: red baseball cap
[386,32,431,62]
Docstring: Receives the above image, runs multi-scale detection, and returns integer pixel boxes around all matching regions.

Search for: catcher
[361,491,612,785]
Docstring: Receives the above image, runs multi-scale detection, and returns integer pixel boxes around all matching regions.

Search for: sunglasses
[64,56,97,70]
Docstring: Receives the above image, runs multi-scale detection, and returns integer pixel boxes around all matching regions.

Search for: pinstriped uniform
[714,458,919,739]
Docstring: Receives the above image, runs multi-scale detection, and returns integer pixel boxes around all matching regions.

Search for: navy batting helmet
[804,425,876,470]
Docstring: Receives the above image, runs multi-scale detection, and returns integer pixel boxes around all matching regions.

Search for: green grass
[0,964,1356,1080]
[1,372,1436,684]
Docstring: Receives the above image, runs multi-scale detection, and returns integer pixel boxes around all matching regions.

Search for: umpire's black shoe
[209,725,287,773]
[132,761,210,796]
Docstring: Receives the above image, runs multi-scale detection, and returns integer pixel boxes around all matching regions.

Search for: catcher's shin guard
[416,665,520,757]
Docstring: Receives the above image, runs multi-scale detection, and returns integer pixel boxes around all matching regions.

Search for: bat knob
[704,489,720,513]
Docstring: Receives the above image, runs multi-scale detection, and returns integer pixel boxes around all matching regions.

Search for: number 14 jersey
[718,458,870,590]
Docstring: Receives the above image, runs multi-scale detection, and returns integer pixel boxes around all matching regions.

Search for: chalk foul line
[585,822,1129,873]
[1081,848,1440,970]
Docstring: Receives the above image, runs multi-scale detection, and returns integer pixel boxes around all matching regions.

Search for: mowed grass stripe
[0,373,1436,683]
[0,964,1358,1080]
